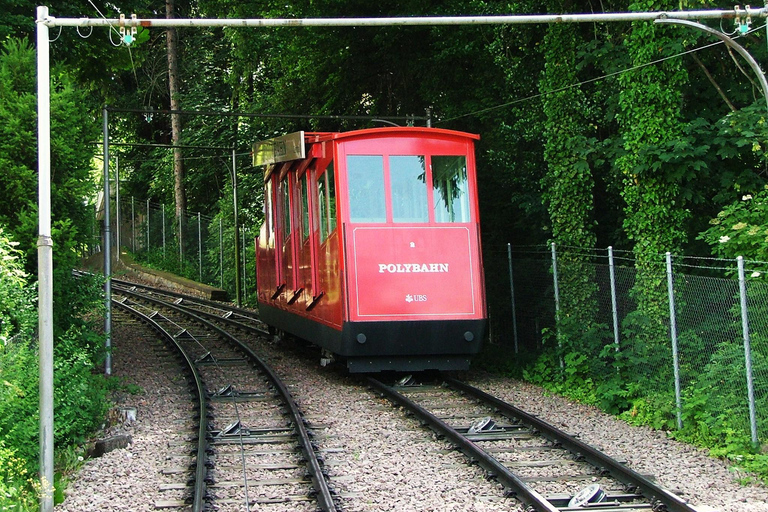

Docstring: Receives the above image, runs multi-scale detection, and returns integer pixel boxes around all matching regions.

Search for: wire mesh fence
[88,194,768,443]
[89,196,257,304]
[487,243,768,444]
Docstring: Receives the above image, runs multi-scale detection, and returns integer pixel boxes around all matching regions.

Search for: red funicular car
[254,127,487,372]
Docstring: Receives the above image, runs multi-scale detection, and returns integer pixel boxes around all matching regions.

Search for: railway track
[101,275,706,510]
[112,282,337,512]
[367,375,697,512]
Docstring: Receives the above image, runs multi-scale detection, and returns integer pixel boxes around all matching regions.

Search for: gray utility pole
[36,6,768,512]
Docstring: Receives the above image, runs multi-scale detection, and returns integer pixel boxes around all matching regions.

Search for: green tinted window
[432,156,470,223]
[347,155,386,223]
[281,175,291,239]
[300,173,309,241]
[390,156,428,223]
[317,163,337,242]
[327,162,337,234]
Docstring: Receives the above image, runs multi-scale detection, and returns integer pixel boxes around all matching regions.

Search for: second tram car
[254,127,487,372]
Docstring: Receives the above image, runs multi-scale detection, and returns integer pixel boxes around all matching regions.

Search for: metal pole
[115,154,120,258]
[219,218,223,289]
[507,243,519,354]
[608,246,620,351]
[737,256,760,447]
[103,108,113,377]
[179,212,183,266]
[233,148,242,306]
[45,9,768,29]
[665,252,683,430]
[551,242,563,370]
[146,199,150,252]
[36,8,54,511]
[198,212,203,282]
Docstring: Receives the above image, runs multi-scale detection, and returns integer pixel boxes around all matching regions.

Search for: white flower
[751,272,761,278]
[719,235,731,243]
[743,194,753,201]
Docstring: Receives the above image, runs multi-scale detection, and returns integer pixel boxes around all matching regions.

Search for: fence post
[242,229,247,299]
[608,246,620,351]
[737,256,759,447]
[219,218,223,289]
[179,213,183,267]
[162,203,166,257]
[665,252,683,430]
[507,243,519,354]
[551,242,563,370]
[131,196,135,252]
[198,212,203,282]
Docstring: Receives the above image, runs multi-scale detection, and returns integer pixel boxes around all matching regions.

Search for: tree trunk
[166,0,186,258]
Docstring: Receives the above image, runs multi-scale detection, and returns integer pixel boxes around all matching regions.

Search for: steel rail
[114,285,338,512]
[112,299,209,512]
[111,279,268,335]
[366,376,559,512]
[444,377,698,512]
[110,276,262,323]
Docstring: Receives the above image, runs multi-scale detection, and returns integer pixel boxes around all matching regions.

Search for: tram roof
[304,126,480,144]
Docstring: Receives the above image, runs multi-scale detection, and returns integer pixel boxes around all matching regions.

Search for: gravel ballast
[55,320,768,511]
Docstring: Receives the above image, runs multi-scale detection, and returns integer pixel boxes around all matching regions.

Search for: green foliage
[678,341,768,448]
[0,439,38,511]
[0,226,108,504]
[0,227,35,346]
[0,37,99,274]
[616,5,690,347]
[53,326,110,445]
[619,392,677,430]
[539,17,600,348]
[0,333,39,475]
[700,186,768,261]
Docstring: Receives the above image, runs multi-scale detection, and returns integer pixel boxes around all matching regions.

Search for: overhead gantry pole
[41,7,768,28]
[36,8,54,512]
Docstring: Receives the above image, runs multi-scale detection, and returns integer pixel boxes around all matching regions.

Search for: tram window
[347,155,386,223]
[281,175,291,240]
[327,162,337,234]
[390,156,428,223]
[317,163,337,242]
[265,180,274,238]
[432,156,470,223]
[300,173,309,241]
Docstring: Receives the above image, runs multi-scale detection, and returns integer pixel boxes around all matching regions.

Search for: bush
[0,224,110,506]
[0,439,38,511]
[0,227,35,346]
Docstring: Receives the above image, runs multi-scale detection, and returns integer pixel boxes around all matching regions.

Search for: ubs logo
[406,294,428,303]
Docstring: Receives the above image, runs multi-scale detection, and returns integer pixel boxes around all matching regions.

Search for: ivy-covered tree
[539,14,600,361]
[615,1,689,369]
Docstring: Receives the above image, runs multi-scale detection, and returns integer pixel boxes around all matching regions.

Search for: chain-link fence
[486,243,768,444]
[90,195,257,303]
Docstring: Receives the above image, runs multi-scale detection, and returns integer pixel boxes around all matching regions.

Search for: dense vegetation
[3,0,768,507]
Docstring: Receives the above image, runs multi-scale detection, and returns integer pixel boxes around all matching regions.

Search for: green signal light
[123,34,135,45]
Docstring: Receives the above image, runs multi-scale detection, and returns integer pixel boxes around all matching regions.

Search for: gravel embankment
[56,316,768,511]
